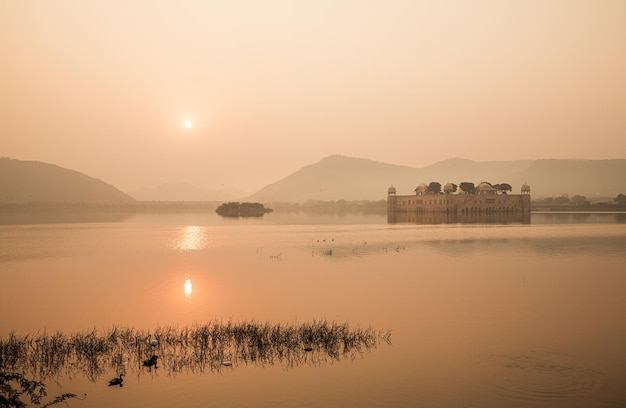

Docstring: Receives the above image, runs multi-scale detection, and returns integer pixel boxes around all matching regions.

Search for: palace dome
[476,182,496,195]
[414,183,428,195]
[388,185,396,195]
[521,183,531,193]
[443,182,455,193]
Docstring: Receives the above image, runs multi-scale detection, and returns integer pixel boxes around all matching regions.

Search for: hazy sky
[2,0,625,193]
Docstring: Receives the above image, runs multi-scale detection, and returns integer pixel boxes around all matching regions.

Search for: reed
[0,320,391,381]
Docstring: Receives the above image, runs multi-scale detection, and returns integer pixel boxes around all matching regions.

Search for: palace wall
[387,193,531,218]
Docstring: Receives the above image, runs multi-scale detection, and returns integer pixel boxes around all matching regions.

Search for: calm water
[1,212,626,407]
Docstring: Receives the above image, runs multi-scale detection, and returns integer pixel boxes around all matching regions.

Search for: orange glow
[184,278,192,297]
[174,226,209,251]
[2,2,624,194]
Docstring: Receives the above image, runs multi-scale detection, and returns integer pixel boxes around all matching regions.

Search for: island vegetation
[215,202,273,217]
[268,200,387,214]
[532,193,626,211]
[413,181,515,195]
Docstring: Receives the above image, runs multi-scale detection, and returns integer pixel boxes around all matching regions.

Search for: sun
[183,120,192,128]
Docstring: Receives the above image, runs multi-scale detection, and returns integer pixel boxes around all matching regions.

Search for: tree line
[421,182,513,194]
[534,194,626,207]
[268,200,387,213]
[215,202,273,217]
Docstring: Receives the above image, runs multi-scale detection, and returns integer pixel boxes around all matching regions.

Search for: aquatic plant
[0,320,391,382]
[0,371,85,407]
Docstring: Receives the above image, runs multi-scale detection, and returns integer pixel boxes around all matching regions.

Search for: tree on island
[428,182,442,194]
[571,195,589,206]
[553,195,570,205]
[459,182,475,194]
[494,183,512,194]
[215,202,273,217]
[615,194,626,206]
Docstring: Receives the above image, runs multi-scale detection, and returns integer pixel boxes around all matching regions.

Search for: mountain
[506,159,626,199]
[4,155,623,205]
[246,155,626,202]
[416,158,534,184]
[128,182,247,201]
[0,158,135,204]
[247,155,423,202]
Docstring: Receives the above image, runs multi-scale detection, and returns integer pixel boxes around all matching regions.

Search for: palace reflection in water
[388,211,530,225]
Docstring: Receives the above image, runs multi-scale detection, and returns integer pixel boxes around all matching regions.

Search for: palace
[387,182,531,223]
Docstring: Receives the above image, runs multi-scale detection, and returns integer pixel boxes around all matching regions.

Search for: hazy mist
[2,1,625,193]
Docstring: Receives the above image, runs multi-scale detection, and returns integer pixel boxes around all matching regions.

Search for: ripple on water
[473,350,603,405]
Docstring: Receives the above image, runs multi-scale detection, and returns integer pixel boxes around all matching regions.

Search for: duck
[142,355,159,369]
[108,373,124,387]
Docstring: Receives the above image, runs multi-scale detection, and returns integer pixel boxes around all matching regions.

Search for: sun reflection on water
[184,277,193,298]
[174,226,210,251]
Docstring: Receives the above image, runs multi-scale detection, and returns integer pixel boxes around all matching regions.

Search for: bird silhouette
[108,373,124,387]
[142,355,159,370]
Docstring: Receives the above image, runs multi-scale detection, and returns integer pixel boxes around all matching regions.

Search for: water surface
[1,212,625,407]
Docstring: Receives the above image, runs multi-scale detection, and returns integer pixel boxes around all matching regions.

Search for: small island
[215,202,273,217]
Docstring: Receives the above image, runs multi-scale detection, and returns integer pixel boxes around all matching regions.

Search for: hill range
[0,157,134,204]
[2,156,625,204]
[129,182,245,202]
[246,155,626,202]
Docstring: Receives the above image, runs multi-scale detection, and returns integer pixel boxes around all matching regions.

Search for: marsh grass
[1,320,391,382]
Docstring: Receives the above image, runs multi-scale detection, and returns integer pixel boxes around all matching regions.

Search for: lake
[1,211,626,407]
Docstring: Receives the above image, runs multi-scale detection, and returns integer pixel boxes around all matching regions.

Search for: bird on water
[143,355,159,370]
[108,373,124,387]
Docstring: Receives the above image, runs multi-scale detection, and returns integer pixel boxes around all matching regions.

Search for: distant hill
[128,182,247,202]
[246,155,626,202]
[0,158,135,204]
[506,159,626,200]
[247,155,423,202]
[415,157,534,184]
[5,155,623,205]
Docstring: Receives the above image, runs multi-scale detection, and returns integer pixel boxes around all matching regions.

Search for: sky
[2,0,625,193]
